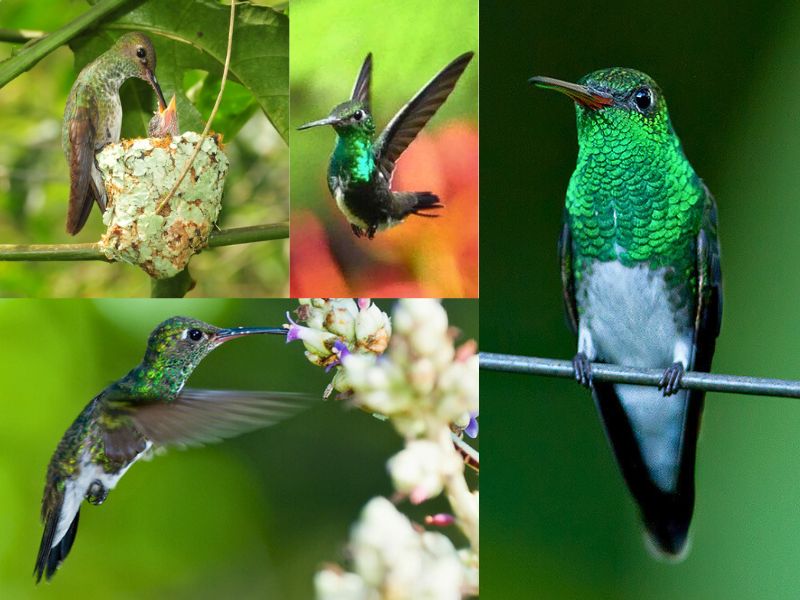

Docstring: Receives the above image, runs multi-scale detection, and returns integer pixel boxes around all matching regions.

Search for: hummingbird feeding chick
[34,317,310,583]
[531,68,722,559]
[63,32,167,236]
[298,51,474,239]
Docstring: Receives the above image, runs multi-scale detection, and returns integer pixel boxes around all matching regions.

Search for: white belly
[579,260,694,492]
[53,443,150,547]
[333,185,368,229]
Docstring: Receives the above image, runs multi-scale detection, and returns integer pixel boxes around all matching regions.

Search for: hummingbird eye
[633,87,653,112]
[136,47,147,60]
[187,329,204,342]
[353,109,364,121]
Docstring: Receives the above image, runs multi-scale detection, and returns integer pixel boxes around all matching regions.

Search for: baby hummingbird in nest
[63,32,166,235]
[34,317,309,582]
[148,94,180,137]
[298,52,474,239]
[531,69,722,559]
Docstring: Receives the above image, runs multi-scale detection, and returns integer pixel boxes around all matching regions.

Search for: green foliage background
[0,0,289,297]
[481,1,800,598]
[0,299,477,597]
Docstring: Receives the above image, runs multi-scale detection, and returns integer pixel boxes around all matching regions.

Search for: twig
[0,0,138,88]
[155,0,236,214]
[479,352,800,398]
[0,222,289,262]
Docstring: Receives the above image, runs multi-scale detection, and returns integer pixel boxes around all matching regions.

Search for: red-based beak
[529,76,614,110]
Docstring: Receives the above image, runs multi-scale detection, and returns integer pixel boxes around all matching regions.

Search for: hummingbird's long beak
[529,76,614,110]
[214,327,288,343]
[145,68,168,111]
[297,116,338,130]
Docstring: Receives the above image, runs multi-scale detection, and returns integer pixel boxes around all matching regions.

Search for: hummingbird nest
[96,132,228,279]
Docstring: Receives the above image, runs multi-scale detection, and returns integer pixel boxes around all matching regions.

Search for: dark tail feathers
[410,192,443,217]
[34,508,80,583]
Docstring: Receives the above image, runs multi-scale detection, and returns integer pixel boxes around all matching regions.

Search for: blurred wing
[374,52,474,184]
[66,103,101,235]
[351,53,372,111]
[129,389,314,448]
[692,185,723,372]
[558,212,579,335]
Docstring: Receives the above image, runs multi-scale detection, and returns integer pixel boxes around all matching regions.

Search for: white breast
[580,260,694,492]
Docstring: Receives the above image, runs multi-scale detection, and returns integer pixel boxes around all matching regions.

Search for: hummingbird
[63,32,167,236]
[34,316,306,582]
[148,94,180,137]
[297,51,474,239]
[530,68,722,558]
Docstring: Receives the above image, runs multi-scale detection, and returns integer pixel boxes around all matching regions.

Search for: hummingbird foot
[351,224,364,238]
[658,362,685,397]
[366,225,377,239]
[85,480,109,505]
[572,352,593,388]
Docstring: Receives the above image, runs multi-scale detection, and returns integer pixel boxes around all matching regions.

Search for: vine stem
[154,0,236,214]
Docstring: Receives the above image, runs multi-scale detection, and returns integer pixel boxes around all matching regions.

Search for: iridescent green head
[530,68,674,151]
[297,100,376,137]
[110,32,166,108]
[123,316,286,401]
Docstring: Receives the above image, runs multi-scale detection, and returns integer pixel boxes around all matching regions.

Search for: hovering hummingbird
[63,32,167,236]
[530,69,722,558]
[34,317,306,583]
[298,51,474,239]
[148,94,180,137]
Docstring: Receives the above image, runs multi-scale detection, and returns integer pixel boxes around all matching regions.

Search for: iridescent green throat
[330,128,376,183]
[567,105,704,277]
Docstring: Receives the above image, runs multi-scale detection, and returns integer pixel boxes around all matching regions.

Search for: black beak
[297,115,339,130]
[215,327,288,343]
[145,68,167,110]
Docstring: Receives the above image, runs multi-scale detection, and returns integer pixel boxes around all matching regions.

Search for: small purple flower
[464,412,479,438]
[325,340,352,372]
[284,312,301,343]
[425,513,456,527]
[357,298,370,310]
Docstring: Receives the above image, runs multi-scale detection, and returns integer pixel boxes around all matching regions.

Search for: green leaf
[73,0,288,141]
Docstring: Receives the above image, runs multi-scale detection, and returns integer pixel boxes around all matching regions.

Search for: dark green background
[0,299,476,597]
[481,1,800,598]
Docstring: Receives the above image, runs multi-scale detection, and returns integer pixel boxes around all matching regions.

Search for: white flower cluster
[287,298,392,396]
[343,299,479,439]
[315,497,465,600]
[308,299,479,600]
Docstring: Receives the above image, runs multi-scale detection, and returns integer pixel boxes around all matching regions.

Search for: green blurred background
[0,299,476,598]
[290,0,479,297]
[481,1,800,598]
[0,1,289,297]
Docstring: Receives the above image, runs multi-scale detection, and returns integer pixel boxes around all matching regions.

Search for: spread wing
[126,389,314,449]
[374,52,474,184]
[351,53,372,111]
[558,211,579,335]
[66,102,102,235]
[692,185,723,372]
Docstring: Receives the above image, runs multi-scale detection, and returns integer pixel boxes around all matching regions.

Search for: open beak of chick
[148,95,180,137]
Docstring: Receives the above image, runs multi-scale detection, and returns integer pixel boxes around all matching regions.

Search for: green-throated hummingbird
[298,51,474,239]
[34,317,306,582]
[530,68,722,558]
[63,32,166,235]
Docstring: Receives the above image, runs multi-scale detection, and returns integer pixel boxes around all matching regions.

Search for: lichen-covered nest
[97,132,229,279]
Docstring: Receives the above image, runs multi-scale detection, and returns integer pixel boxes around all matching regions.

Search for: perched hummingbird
[530,69,722,558]
[63,32,166,235]
[298,52,474,239]
[34,317,306,582]
[148,94,180,137]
